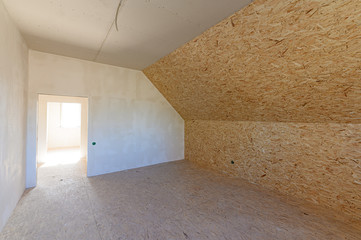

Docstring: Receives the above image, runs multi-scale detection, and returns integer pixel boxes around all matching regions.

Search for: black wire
[115,0,123,31]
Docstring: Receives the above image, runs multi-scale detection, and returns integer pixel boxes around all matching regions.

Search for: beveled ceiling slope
[143,0,361,123]
[2,0,252,70]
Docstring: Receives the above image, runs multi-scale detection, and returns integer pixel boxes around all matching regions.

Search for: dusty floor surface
[1,148,360,240]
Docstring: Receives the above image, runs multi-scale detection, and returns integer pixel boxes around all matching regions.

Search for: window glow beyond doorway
[60,103,81,128]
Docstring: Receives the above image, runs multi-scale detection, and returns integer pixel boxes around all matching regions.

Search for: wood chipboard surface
[144,0,361,123]
[185,120,361,221]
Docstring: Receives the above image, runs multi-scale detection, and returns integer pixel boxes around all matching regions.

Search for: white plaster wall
[47,102,81,149]
[27,51,184,187]
[0,1,28,232]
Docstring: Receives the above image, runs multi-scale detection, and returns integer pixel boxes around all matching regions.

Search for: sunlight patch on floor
[39,147,81,168]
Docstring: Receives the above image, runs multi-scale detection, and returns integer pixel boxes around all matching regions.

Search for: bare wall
[0,0,28,231]
[26,51,184,187]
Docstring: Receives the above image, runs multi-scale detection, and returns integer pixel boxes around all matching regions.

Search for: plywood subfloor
[1,152,360,239]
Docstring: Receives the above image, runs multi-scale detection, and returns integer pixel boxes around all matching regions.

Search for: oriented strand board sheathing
[144,0,361,123]
[144,0,361,225]
[185,120,361,222]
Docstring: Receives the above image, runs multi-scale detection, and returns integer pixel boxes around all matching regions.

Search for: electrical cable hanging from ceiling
[115,0,124,31]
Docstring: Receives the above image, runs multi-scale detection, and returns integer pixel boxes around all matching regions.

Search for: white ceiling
[2,0,252,70]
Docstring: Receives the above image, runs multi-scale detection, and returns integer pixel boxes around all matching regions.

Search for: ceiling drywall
[2,0,253,70]
[144,0,361,123]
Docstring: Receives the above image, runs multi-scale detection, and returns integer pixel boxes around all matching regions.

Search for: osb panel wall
[144,0,361,123]
[144,0,361,223]
[185,120,361,221]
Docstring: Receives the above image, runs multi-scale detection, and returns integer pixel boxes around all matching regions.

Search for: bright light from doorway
[40,148,81,168]
[61,103,81,128]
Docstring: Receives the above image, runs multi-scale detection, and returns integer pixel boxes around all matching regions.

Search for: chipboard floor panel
[1,150,360,239]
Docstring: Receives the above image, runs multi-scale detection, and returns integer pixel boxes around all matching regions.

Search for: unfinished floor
[1,151,360,240]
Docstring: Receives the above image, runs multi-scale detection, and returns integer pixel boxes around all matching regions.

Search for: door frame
[35,94,88,184]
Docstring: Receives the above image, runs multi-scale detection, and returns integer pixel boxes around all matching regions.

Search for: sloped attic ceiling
[144,0,361,123]
[2,0,252,70]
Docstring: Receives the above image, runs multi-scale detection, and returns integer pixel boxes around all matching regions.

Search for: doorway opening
[37,95,88,183]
